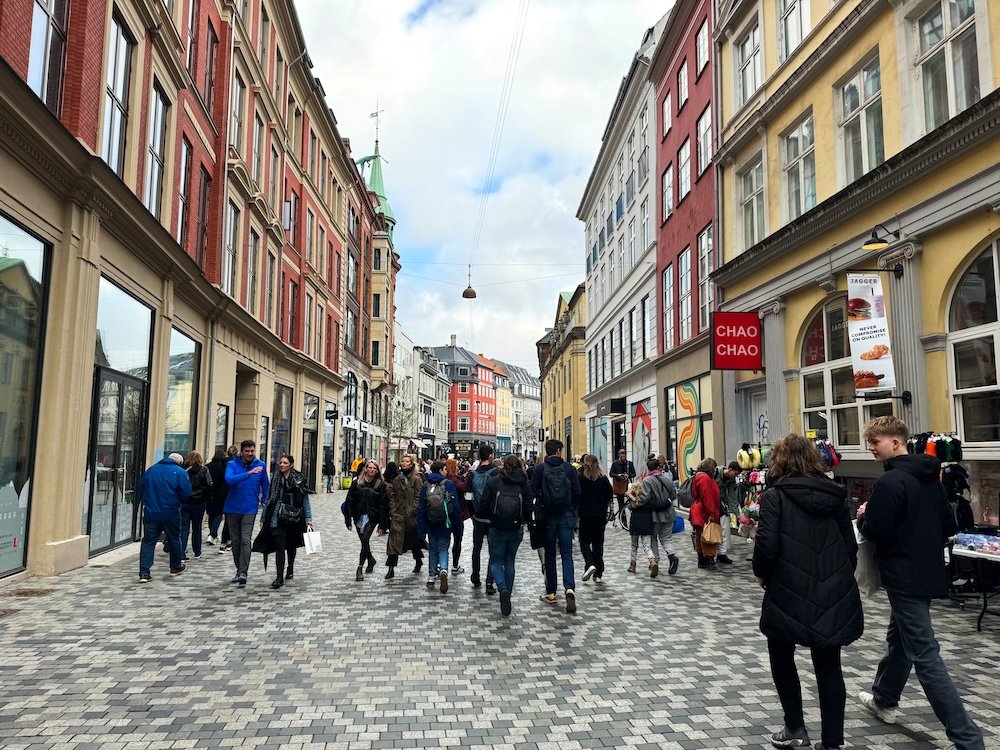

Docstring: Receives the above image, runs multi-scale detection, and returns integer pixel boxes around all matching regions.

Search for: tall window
[28,0,67,113]
[628,219,636,266]
[697,226,714,331]
[839,58,884,184]
[335,252,342,295]
[372,293,381,318]
[371,340,380,366]
[266,251,276,328]
[677,60,689,108]
[222,201,239,295]
[231,73,246,152]
[641,295,650,359]
[678,139,691,199]
[102,14,134,177]
[176,137,192,245]
[247,229,259,314]
[696,19,709,73]
[347,254,358,297]
[640,199,649,250]
[663,265,675,352]
[194,168,210,266]
[204,23,218,108]
[258,6,269,69]
[918,0,979,132]
[661,91,672,136]
[269,146,279,210]
[741,159,765,247]
[630,306,640,363]
[783,114,815,220]
[288,281,298,347]
[779,0,810,61]
[306,209,315,265]
[617,237,625,283]
[374,248,382,270]
[274,49,283,108]
[458,416,470,431]
[185,0,198,74]
[287,188,299,244]
[697,106,712,175]
[144,84,169,219]
[737,20,762,106]
[638,109,649,184]
[305,293,313,357]
[678,248,692,341]
[345,308,357,351]
[252,112,264,182]
[661,164,673,222]
[948,244,1000,443]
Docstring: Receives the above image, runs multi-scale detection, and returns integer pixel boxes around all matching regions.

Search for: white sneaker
[582,565,597,581]
[217,546,228,554]
[206,536,217,546]
[858,691,897,724]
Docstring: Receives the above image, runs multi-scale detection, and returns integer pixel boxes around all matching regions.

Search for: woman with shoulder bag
[253,454,313,589]
[752,434,862,750]
[639,457,679,576]
[690,458,722,570]
[181,450,213,561]
[344,460,390,581]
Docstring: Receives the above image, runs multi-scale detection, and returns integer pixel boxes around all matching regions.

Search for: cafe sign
[711,311,763,370]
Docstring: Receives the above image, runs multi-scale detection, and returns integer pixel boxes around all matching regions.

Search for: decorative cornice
[713,88,1000,287]
[877,240,922,268]
[758,299,785,319]
[782,368,800,382]
[920,332,948,353]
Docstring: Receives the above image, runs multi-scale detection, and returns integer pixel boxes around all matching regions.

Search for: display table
[950,547,1000,631]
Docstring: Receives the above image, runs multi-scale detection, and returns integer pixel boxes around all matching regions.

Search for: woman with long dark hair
[343,459,390,581]
[205,449,229,549]
[181,450,213,560]
[253,454,312,589]
[753,434,862,750]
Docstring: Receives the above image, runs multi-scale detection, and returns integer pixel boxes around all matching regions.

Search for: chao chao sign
[711,311,763,370]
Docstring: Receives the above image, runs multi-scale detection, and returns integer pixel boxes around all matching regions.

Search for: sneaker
[169,565,186,576]
[650,559,659,578]
[229,574,241,584]
[717,554,734,565]
[770,726,810,748]
[540,593,557,604]
[500,589,512,617]
[205,536,217,546]
[439,570,449,594]
[138,574,151,584]
[485,582,496,596]
[451,565,465,574]
[218,546,228,554]
[182,554,191,562]
[668,554,679,575]
[857,691,897,724]
[565,589,576,614]
[426,578,436,588]
[193,553,202,559]
[582,565,597,581]
[237,575,247,587]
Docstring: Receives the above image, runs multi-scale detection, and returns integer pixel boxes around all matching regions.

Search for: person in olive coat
[386,454,425,578]
[752,434,862,750]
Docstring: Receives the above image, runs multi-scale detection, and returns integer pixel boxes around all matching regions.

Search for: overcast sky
[297,0,669,375]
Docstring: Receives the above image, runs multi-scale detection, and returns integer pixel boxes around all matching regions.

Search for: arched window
[799,298,892,447]
[948,243,1000,443]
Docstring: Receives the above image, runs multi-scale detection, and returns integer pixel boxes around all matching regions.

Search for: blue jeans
[544,511,576,595]
[488,527,523,593]
[208,513,225,538]
[872,591,984,750]
[180,502,205,557]
[427,533,450,578]
[140,515,182,575]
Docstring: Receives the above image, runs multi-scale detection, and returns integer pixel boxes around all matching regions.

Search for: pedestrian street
[1,491,998,750]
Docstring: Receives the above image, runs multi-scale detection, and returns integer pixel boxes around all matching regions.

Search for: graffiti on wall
[589,417,609,471]
[631,399,652,464]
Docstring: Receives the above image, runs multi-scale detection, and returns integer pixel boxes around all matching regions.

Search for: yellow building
[714,0,1000,521]
[537,285,589,458]
[493,363,514,456]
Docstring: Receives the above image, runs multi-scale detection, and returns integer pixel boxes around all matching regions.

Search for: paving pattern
[1,490,998,750]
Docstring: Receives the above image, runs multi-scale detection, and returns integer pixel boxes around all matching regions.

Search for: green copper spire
[369,141,396,229]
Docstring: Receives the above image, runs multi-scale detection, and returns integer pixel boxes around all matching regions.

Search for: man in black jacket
[609,449,636,514]
[856,417,983,750]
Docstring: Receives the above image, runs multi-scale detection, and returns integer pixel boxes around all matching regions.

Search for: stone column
[759,299,789,439]
[877,241,928,431]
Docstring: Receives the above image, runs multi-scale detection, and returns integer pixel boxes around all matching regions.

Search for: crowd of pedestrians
[135,415,984,749]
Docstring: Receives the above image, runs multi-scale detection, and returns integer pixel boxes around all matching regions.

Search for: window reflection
[96,277,153,377]
[163,329,199,454]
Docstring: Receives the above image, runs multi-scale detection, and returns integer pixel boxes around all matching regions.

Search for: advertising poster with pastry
[847,273,896,392]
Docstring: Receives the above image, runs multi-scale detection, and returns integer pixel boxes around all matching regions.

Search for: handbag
[854,521,881,597]
[304,530,322,554]
[672,514,685,534]
[702,520,723,545]
[277,502,303,525]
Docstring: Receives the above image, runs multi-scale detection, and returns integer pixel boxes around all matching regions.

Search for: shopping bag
[854,521,880,597]
[304,530,322,554]
[672,514,685,534]
[702,521,723,545]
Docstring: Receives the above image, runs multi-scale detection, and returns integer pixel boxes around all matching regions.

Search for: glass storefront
[163,329,199,455]
[214,403,229,454]
[0,215,47,577]
[301,393,319,490]
[271,383,293,472]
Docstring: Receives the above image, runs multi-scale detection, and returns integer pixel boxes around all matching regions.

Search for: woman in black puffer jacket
[343,460,390,581]
[752,434,862,750]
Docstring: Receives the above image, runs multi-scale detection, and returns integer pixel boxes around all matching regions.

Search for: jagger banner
[846,273,896,392]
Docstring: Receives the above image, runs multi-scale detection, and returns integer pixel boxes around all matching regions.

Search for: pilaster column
[759,299,789,439]
[877,241,928,431]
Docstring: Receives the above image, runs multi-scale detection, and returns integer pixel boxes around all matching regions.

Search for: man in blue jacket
[138,453,192,582]
[224,440,270,587]
[531,438,582,613]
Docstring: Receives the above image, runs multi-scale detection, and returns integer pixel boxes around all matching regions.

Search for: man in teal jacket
[138,453,192,582]
[224,440,270,586]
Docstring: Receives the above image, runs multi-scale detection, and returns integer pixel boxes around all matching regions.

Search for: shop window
[664,376,713,480]
[948,243,1000,443]
[800,299,892,446]
[163,329,199,454]
[214,404,229,455]
[96,277,153,375]
[272,383,293,469]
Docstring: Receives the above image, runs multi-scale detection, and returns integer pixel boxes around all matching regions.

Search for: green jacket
[719,475,746,515]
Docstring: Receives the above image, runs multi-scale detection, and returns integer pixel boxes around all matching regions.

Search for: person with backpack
[444,458,470,575]
[469,445,499,593]
[690,457,722,570]
[718,461,746,565]
[577,454,612,582]
[530,438,582,612]
[181,450,213,561]
[417,460,462,593]
[481,454,533,616]
[638,457,679,576]
[343,460,390,582]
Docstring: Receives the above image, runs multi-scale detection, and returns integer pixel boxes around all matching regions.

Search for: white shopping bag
[853,520,880,598]
[304,530,322,554]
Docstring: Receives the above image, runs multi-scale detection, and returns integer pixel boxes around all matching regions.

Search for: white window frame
[677,59,689,108]
[778,0,810,62]
[222,200,239,296]
[740,157,766,249]
[915,0,980,133]
[697,225,714,331]
[782,113,815,220]
[458,399,470,412]
[696,106,712,175]
[838,56,884,184]
[143,84,169,219]
[252,110,264,183]
[628,219,636,266]
[736,19,762,107]
[678,139,691,199]
[663,265,675,352]
[458,382,470,393]
[696,19,709,73]
[458,416,470,431]
[231,72,246,152]
[640,199,649,250]
[678,247,692,341]
[662,91,672,136]
[661,164,673,222]
[247,228,259,314]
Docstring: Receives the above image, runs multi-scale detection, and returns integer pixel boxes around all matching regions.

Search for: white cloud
[297,0,670,373]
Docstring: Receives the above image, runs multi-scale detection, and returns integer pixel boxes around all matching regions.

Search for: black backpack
[542,462,571,515]
[645,475,674,512]
[492,481,525,531]
[425,482,450,528]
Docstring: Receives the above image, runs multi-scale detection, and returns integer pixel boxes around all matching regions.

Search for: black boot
[385,566,395,580]
[697,555,708,569]
[285,567,294,580]
[270,577,283,589]
[413,558,422,574]
[366,557,376,574]
[356,566,364,581]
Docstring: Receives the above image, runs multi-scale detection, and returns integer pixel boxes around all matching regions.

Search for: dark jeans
[140,515,182,575]
[544,511,576,595]
[872,591,984,750]
[578,516,606,576]
[180,502,205,557]
[471,519,493,584]
[356,519,377,566]
[272,528,297,583]
[488,527,523,593]
[452,520,464,569]
[226,512,256,576]
[208,513,225,538]
[767,638,845,748]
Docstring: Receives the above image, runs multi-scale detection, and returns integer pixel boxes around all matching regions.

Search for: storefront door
[301,429,317,491]
[87,368,146,554]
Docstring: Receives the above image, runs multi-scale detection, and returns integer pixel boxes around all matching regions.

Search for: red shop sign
[711,311,763,370]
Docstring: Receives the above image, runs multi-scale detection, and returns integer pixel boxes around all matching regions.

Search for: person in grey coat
[637,457,679,576]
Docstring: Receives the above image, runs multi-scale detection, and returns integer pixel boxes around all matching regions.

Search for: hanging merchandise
[907,432,963,461]
[847,273,897,392]
[737,443,762,470]
[812,438,842,468]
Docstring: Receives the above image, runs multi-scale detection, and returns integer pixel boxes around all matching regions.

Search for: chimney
[450,334,457,347]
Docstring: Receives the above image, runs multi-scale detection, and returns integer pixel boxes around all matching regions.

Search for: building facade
[713,0,1000,523]
[492,361,513,455]
[414,345,450,459]
[538,285,589,459]
[431,337,497,458]
[494,359,542,461]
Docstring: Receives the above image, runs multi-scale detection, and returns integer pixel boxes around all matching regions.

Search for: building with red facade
[431,337,497,458]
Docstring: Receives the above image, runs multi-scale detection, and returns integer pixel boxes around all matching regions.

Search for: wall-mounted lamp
[861,223,901,252]
[462,264,477,299]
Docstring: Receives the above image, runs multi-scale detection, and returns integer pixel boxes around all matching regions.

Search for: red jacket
[689,471,721,526]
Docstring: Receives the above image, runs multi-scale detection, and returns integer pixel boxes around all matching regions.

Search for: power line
[397,270,581,287]
[405,260,581,267]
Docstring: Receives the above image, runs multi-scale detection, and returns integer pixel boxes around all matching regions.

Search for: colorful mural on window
[665,375,713,481]
[589,416,609,470]
[631,399,652,464]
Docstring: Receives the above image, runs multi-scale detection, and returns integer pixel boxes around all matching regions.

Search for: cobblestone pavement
[1,490,998,750]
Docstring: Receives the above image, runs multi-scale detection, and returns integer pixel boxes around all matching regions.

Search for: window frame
[661,164,673,223]
[782,113,816,221]
[914,0,980,133]
[778,0,811,62]
[736,18,762,107]
[101,13,135,178]
[678,139,691,199]
[677,59,689,109]
[697,225,714,332]
[144,82,169,219]
[678,247,692,342]
[662,264,675,352]
[696,105,712,175]
[696,18,709,73]
[27,0,68,113]
[838,56,884,184]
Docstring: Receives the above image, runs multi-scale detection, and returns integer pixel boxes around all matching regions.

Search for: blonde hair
[863,416,909,443]
[767,434,828,482]
[581,454,604,481]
